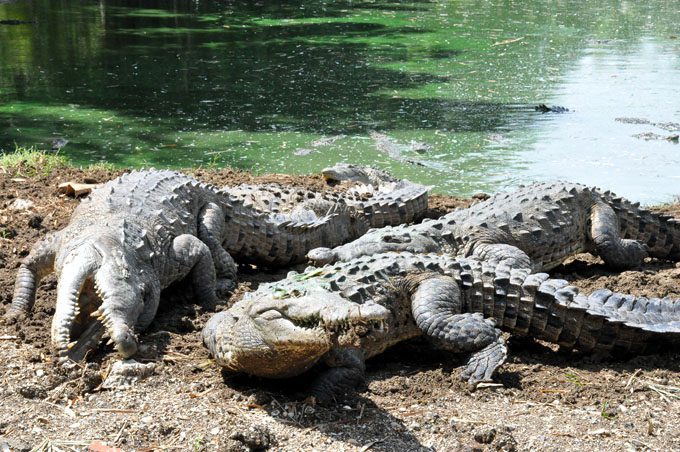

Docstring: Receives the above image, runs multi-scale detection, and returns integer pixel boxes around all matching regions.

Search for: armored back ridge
[203,252,680,402]
[309,182,680,272]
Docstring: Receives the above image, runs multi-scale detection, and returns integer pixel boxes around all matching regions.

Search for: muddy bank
[0,166,678,451]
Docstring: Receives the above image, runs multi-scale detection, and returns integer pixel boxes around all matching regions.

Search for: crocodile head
[51,226,159,360]
[322,163,394,186]
[202,287,390,378]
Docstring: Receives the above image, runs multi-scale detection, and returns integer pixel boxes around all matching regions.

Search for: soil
[0,165,678,452]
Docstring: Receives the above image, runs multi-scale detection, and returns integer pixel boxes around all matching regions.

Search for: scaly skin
[222,164,429,266]
[203,252,680,402]
[320,163,398,186]
[7,167,428,359]
[309,182,680,272]
[8,170,239,359]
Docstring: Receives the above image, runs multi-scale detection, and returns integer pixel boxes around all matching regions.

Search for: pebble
[9,199,34,211]
[473,426,496,444]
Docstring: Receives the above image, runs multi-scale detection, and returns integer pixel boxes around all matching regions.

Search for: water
[1,0,678,203]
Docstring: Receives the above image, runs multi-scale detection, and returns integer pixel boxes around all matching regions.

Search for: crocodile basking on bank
[203,251,680,402]
[221,164,428,267]
[227,163,428,236]
[6,167,427,359]
[308,182,680,272]
[7,170,239,359]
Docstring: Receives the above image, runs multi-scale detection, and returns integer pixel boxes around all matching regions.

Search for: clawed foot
[460,338,508,385]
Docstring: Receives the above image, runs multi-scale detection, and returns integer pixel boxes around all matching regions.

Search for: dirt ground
[0,165,678,452]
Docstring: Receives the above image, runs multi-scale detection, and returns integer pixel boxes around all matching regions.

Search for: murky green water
[1,0,678,202]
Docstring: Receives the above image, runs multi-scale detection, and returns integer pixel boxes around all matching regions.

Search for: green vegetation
[564,371,585,389]
[600,401,616,420]
[0,146,68,177]
[1,0,678,201]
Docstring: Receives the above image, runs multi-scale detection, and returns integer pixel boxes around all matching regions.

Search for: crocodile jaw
[51,239,145,360]
[203,290,390,378]
[203,309,331,378]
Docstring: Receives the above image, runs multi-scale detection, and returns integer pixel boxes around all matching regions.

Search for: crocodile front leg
[170,234,220,310]
[6,232,59,322]
[197,202,237,296]
[309,347,366,403]
[590,201,648,269]
[410,274,507,384]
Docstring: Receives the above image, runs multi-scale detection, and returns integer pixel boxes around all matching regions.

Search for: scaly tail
[7,233,59,322]
[358,181,429,228]
[603,190,680,261]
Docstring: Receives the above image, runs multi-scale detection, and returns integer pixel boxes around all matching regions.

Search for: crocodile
[7,170,240,359]
[228,163,428,228]
[308,182,680,273]
[202,251,680,402]
[7,167,427,358]
[369,131,428,166]
[320,163,399,187]
[535,104,570,113]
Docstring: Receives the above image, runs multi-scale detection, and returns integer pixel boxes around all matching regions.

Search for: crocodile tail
[7,233,59,321]
[604,191,680,261]
[529,277,680,354]
[359,181,429,228]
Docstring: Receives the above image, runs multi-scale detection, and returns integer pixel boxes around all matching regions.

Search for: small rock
[0,438,31,452]
[9,199,34,211]
[102,359,155,389]
[473,426,497,444]
[18,384,48,400]
[494,431,518,452]
[27,215,43,229]
[230,425,274,451]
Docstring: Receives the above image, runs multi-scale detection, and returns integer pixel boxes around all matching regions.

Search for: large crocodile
[203,251,680,402]
[7,170,239,359]
[308,182,680,272]
[7,168,427,359]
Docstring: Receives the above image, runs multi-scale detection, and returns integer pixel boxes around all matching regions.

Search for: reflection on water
[520,39,680,204]
[0,0,678,202]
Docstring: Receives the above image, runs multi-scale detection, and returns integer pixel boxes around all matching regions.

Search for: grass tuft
[0,145,68,177]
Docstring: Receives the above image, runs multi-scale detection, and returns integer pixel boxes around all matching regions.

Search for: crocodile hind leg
[590,201,648,269]
[309,348,366,403]
[410,274,507,384]
[198,202,237,297]
[469,243,534,270]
